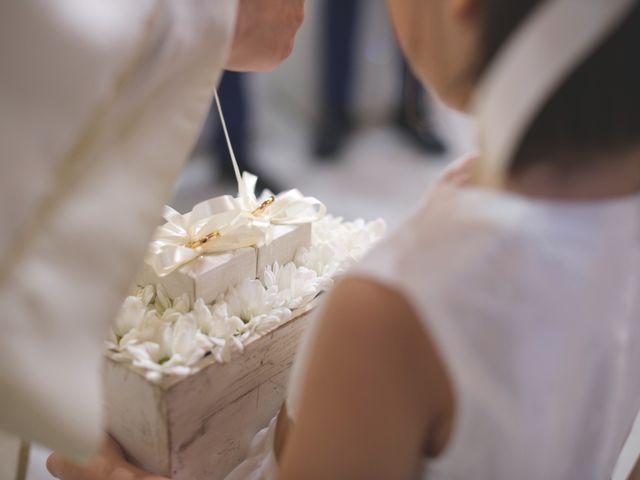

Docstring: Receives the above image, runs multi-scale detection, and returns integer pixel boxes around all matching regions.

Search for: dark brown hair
[480,1,640,174]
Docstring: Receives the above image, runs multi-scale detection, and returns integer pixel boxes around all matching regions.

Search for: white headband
[474,0,638,187]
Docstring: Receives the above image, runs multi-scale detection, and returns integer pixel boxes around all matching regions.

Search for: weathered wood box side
[104,309,314,480]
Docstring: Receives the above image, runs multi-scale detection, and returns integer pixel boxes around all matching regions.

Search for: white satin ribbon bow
[145,195,266,277]
[237,172,327,225]
[146,174,326,277]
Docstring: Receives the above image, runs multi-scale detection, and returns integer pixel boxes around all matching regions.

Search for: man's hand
[46,437,167,480]
[226,0,305,72]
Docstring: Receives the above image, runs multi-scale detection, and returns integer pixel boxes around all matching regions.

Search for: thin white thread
[214,90,244,194]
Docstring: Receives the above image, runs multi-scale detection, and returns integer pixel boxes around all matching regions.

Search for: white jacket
[0,0,237,462]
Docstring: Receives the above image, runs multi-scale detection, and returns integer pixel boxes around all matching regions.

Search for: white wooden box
[137,248,257,304]
[105,306,314,479]
[137,224,311,304]
[257,224,311,274]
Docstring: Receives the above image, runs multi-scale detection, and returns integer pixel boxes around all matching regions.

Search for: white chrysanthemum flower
[193,298,244,339]
[223,278,293,338]
[295,244,343,280]
[244,309,291,337]
[134,284,156,306]
[192,300,245,363]
[302,216,386,277]
[112,296,147,340]
[170,313,210,362]
[292,216,387,294]
[172,293,191,314]
[340,218,386,261]
[224,279,282,323]
[155,284,173,314]
[210,335,245,363]
[107,293,159,351]
[365,218,387,240]
[124,312,210,381]
[310,215,345,245]
[262,262,322,310]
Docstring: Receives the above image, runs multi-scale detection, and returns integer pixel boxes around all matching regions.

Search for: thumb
[45,453,61,478]
[46,449,108,480]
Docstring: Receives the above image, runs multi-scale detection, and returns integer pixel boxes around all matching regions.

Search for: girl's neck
[504,148,640,201]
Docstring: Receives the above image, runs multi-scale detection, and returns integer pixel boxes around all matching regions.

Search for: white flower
[107,294,156,351]
[193,298,244,339]
[339,218,386,261]
[244,310,290,337]
[262,262,323,310]
[171,313,210,362]
[210,335,245,363]
[172,293,191,314]
[365,218,387,240]
[312,216,385,257]
[191,300,246,363]
[112,296,147,339]
[135,285,156,306]
[295,244,343,280]
[123,312,210,381]
[155,284,173,314]
[224,279,282,323]
[298,216,387,280]
[223,278,292,338]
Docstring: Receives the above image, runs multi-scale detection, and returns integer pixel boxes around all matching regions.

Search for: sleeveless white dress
[227,164,640,479]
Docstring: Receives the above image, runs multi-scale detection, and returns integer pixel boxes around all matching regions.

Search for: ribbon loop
[146,205,267,277]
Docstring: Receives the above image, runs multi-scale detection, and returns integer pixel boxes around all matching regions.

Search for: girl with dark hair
[49,1,640,478]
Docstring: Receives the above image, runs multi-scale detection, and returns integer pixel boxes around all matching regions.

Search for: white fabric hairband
[474,0,638,187]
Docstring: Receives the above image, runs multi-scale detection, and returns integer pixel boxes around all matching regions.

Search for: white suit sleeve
[0,0,237,462]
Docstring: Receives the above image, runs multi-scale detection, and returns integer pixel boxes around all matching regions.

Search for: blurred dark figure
[315,0,447,159]
[212,71,281,193]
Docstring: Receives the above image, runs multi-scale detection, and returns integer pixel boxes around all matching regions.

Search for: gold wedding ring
[251,196,275,217]
[186,230,222,249]
[186,196,274,249]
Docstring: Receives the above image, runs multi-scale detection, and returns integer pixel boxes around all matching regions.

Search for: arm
[279,278,454,480]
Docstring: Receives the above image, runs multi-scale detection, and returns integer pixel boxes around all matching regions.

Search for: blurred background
[28,1,475,477]
[171,0,475,229]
